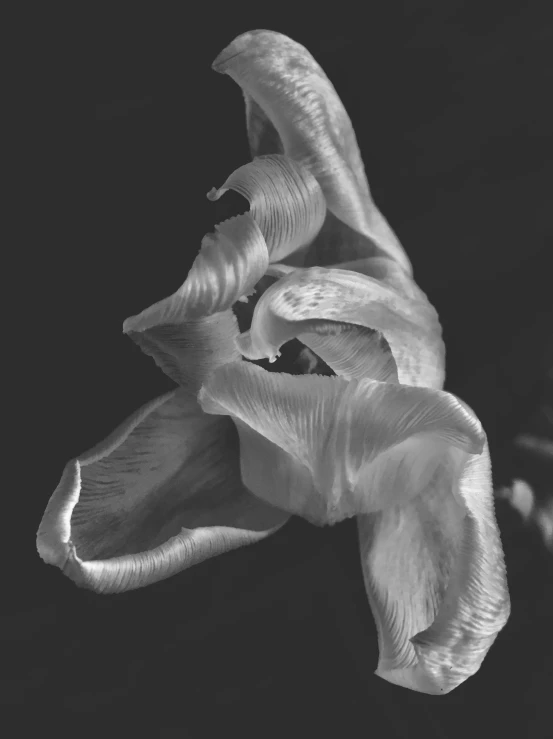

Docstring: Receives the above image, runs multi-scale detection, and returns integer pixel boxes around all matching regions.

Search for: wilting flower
[37,30,510,694]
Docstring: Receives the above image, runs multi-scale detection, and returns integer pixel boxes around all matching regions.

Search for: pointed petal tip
[121,212,268,337]
[37,391,290,594]
[373,590,509,695]
[235,329,277,362]
[36,459,81,569]
[375,665,448,695]
[208,155,326,264]
[211,30,412,272]
[212,30,282,71]
[36,532,68,570]
[360,442,510,697]
[122,315,142,334]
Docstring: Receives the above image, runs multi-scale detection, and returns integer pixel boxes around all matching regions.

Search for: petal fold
[123,214,268,328]
[235,265,444,388]
[358,442,510,693]
[199,361,483,525]
[207,154,326,264]
[123,213,269,393]
[213,30,412,273]
[37,390,289,594]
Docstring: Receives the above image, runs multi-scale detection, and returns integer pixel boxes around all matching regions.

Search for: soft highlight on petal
[358,443,510,694]
[122,213,269,392]
[37,390,289,594]
[199,361,483,525]
[123,213,268,330]
[213,30,412,273]
[236,265,444,388]
[299,324,399,383]
[207,154,326,264]
[127,311,242,395]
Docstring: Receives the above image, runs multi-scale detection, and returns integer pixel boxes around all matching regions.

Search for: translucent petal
[207,154,326,264]
[298,324,399,383]
[236,265,444,388]
[122,213,268,392]
[124,214,268,328]
[199,362,483,525]
[37,390,289,594]
[212,30,412,273]
[127,312,241,395]
[358,443,510,694]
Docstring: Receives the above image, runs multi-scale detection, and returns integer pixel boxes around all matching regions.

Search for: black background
[7,4,553,737]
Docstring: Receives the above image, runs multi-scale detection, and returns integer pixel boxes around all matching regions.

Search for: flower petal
[199,361,483,525]
[236,265,444,388]
[124,213,268,327]
[299,325,399,383]
[213,30,412,273]
[123,213,268,392]
[358,442,510,694]
[37,390,289,594]
[207,154,326,263]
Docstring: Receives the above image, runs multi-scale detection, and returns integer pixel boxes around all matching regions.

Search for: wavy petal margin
[207,154,326,264]
[213,30,412,273]
[123,213,268,393]
[200,361,483,525]
[236,265,444,388]
[358,442,510,694]
[37,390,289,593]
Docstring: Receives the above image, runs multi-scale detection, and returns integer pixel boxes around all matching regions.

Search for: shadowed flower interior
[37,29,509,694]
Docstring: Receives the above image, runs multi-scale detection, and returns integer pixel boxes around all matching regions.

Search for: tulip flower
[37,30,510,694]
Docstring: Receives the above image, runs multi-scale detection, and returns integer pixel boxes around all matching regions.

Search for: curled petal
[199,361,483,525]
[299,324,399,383]
[207,154,326,263]
[124,214,268,328]
[213,30,411,273]
[236,265,444,388]
[127,312,241,395]
[323,256,425,299]
[37,390,289,594]
[122,214,269,392]
[359,443,510,693]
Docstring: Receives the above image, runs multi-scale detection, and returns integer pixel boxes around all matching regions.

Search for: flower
[37,30,509,694]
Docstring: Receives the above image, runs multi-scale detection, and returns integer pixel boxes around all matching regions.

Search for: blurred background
[7,3,552,736]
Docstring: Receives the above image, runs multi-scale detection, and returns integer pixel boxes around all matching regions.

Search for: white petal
[359,442,510,694]
[122,214,268,392]
[207,154,326,263]
[37,390,289,594]
[199,361,483,525]
[213,31,411,273]
[236,265,444,388]
[127,312,242,394]
[123,214,268,329]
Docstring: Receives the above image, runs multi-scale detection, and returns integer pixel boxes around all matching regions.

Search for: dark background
[6,3,552,736]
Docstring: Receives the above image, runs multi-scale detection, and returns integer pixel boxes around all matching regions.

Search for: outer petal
[199,361,483,525]
[213,30,411,273]
[207,154,326,264]
[37,390,289,594]
[236,265,444,388]
[358,442,510,694]
[123,213,268,393]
